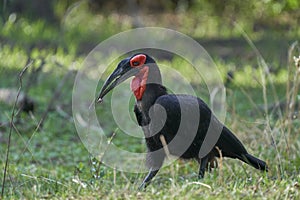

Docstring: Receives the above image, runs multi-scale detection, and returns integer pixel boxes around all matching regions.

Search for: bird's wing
[151,94,212,137]
[150,94,249,159]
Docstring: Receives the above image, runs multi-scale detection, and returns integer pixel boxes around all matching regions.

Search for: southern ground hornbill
[97,53,268,188]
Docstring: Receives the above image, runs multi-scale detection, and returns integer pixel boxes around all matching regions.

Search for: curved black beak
[97,58,139,103]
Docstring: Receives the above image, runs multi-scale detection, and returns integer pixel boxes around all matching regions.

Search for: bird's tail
[240,153,268,172]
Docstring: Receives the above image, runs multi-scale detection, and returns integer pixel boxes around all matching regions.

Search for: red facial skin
[129,54,149,100]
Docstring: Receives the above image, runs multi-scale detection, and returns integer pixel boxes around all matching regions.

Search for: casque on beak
[97,58,139,103]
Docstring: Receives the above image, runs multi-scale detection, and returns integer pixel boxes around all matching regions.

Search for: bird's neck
[130,65,167,110]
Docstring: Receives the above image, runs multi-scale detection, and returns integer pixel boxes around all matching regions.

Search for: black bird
[97,53,268,189]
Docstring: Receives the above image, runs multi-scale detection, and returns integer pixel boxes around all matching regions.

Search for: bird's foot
[198,170,205,179]
[138,181,149,191]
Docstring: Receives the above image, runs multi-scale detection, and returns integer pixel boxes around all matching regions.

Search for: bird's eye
[133,61,140,66]
[130,54,146,68]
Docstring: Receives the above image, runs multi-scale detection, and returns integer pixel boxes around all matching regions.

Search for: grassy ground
[1,5,300,199]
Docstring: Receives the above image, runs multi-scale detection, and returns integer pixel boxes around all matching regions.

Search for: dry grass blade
[286,41,298,116]
[159,135,176,186]
[1,59,33,198]
[286,42,299,143]
[96,129,117,178]
[184,181,212,190]
[36,69,75,130]
[215,146,223,184]
[159,135,171,159]
[234,22,284,176]
[287,47,300,134]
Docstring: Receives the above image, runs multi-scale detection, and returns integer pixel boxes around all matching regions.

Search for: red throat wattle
[130,66,149,100]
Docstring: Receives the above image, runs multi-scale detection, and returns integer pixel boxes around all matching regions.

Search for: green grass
[1,45,299,199]
[0,7,300,199]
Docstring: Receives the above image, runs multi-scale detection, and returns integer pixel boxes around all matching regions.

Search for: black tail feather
[241,153,268,172]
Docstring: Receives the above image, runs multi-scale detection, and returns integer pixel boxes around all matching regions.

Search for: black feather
[125,54,267,188]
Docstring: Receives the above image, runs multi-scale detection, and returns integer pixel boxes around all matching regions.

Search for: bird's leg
[138,149,164,190]
[197,155,209,179]
[138,168,160,190]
